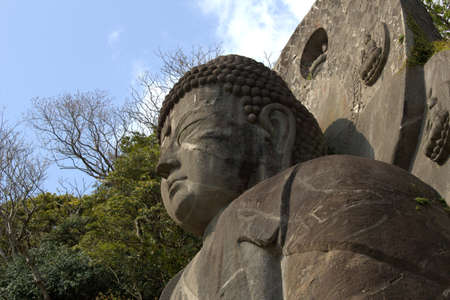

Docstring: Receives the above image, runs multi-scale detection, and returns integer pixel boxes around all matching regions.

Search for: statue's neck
[202,207,226,242]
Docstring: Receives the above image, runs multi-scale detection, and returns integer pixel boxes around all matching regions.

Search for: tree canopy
[423,0,450,39]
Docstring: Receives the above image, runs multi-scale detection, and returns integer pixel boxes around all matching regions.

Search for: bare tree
[263,51,276,69]
[422,0,450,39]
[0,116,50,300]
[126,44,223,132]
[29,90,130,180]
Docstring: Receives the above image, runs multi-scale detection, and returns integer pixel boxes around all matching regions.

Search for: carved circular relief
[300,28,328,79]
[359,22,389,86]
[423,82,450,165]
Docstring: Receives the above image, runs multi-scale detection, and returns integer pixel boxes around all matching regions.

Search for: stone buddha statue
[156,55,450,299]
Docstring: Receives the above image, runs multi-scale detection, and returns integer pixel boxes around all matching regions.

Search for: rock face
[280,156,450,299]
[275,0,448,202]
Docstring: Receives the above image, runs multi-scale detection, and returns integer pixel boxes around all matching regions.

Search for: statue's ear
[258,103,296,168]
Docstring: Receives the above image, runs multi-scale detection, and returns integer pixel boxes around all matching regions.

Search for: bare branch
[56,176,91,199]
[0,114,50,299]
[263,51,276,69]
[125,44,224,133]
[28,90,130,180]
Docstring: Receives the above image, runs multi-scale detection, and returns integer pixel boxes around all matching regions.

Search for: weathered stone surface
[281,156,450,299]
[157,53,450,299]
[411,50,450,204]
[275,0,441,172]
[160,155,450,299]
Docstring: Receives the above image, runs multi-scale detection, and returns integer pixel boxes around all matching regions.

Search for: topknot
[157,54,326,163]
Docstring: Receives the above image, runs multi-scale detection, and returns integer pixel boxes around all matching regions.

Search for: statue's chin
[161,179,239,236]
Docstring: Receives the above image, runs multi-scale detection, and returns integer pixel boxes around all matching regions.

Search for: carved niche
[300,28,328,80]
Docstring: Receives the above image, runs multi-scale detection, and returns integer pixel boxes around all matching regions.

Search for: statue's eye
[177,119,203,145]
[165,125,171,137]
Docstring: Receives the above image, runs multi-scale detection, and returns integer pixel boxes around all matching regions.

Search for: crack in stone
[283,241,449,286]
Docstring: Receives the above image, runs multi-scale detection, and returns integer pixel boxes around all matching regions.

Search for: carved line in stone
[219,268,245,293]
[366,273,404,296]
[309,205,327,224]
[360,22,390,86]
[284,240,449,285]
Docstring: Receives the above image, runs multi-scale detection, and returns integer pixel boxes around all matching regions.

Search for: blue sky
[0,0,315,193]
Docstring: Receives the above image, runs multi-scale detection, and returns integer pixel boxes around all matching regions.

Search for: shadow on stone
[393,65,427,170]
[324,118,374,158]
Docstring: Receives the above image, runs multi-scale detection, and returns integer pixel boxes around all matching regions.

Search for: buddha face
[156,86,267,236]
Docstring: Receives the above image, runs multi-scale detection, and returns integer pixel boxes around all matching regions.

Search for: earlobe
[258,103,296,168]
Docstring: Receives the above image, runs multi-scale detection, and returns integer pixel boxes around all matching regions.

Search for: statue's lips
[168,176,187,197]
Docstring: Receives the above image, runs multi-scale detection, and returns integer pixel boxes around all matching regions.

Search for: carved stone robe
[160,155,450,300]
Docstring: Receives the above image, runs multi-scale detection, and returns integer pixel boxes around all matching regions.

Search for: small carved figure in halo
[360,34,382,83]
[359,23,389,86]
[308,43,328,78]
[424,82,450,165]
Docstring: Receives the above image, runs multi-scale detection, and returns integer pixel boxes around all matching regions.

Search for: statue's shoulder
[231,154,440,214]
[289,154,439,195]
[225,154,446,250]
[280,156,450,285]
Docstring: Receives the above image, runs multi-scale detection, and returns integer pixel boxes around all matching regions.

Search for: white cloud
[107,28,123,47]
[197,0,315,63]
[131,59,148,82]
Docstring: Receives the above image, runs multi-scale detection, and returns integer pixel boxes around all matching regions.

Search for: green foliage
[432,39,450,52]
[0,132,201,299]
[78,132,201,299]
[95,293,130,300]
[26,193,87,246]
[414,196,450,212]
[422,0,450,39]
[0,242,110,300]
[407,15,435,66]
[406,1,449,66]
[438,197,448,207]
[414,197,430,210]
[415,197,431,206]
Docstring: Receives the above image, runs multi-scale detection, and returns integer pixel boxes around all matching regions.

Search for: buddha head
[156,55,326,236]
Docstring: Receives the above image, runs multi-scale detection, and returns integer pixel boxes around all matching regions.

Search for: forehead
[162,86,247,134]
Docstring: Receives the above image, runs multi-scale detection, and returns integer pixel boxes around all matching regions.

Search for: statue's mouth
[168,176,187,197]
[424,108,449,164]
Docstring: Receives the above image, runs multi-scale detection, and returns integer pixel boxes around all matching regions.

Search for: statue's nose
[156,157,180,179]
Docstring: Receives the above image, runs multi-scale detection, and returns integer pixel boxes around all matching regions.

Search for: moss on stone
[406,15,450,66]
[437,197,448,207]
[432,40,450,53]
[406,15,434,66]
[437,197,450,214]
[414,196,450,213]
[415,196,431,206]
